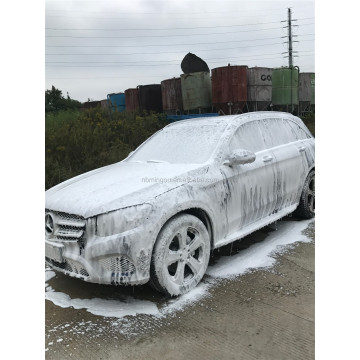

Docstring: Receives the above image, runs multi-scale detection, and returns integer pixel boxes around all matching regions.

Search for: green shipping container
[272,67,299,106]
[180,72,212,112]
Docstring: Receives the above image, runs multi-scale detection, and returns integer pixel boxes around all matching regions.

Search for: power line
[46,51,315,64]
[45,35,314,56]
[45,18,314,33]
[45,29,313,40]
[46,31,314,42]
[45,7,314,20]
[45,54,315,68]
[45,25,314,49]
[46,29,281,39]
[45,38,313,50]
[45,34,314,53]
[45,6,306,16]
[44,39,314,57]
[45,52,288,63]
[45,24,286,39]
[45,40,292,55]
[45,4,307,15]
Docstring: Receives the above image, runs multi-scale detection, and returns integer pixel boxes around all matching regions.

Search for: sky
[45,0,315,102]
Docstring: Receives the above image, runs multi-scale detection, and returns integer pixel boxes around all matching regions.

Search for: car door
[220,120,278,237]
[260,117,309,212]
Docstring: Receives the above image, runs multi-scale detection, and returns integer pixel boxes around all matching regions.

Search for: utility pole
[288,8,293,67]
[281,8,299,114]
[281,9,298,66]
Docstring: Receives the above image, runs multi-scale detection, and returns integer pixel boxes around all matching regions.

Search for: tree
[45,86,81,112]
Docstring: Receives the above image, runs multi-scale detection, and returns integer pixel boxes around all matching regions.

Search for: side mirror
[223,149,256,166]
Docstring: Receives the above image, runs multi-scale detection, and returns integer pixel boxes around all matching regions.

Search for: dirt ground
[45,220,314,360]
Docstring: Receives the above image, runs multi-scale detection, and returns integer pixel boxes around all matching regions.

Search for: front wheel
[150,214,210,296]
[294,170,315,219]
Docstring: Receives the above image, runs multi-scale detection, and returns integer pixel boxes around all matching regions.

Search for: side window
[230,121,266,153]
[261,118,299,148]
[287,121,312,140]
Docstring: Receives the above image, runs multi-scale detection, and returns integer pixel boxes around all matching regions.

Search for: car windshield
[128,121,227,164]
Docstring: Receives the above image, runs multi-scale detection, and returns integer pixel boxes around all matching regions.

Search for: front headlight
[96,204,153,237]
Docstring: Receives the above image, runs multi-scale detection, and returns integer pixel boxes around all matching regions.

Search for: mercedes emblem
[45,213,54,235]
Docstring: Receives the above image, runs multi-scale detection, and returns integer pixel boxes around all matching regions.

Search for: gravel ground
[45,219,315,360]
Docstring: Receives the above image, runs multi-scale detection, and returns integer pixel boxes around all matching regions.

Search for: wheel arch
[180,208,214,249]
[156,207,215,250]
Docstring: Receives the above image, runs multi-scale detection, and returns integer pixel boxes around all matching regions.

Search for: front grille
[46,209,86,241]
[99,256,136,276]
[46,257,89,278]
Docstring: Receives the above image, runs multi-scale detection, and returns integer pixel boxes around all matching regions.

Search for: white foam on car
[45,219,314,319]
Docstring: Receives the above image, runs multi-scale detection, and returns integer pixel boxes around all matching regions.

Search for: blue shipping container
[107,93,126,112]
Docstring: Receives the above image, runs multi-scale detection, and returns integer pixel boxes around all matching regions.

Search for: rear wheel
[150,214,210,296]
[294,170,315,219]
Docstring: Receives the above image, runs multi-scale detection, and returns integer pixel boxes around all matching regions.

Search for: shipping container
[180,72,212,113]
[82,100,102,109]
[211,65,248,115]
[161,77,183,115]
[125,88,140,112]
[272,67,299,113]
[299,72,315,114]
[107,92,125,112]
[247,67,272,111]
[138,84,163,113]
[100,99,109,108]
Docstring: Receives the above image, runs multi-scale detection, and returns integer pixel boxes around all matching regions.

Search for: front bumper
[45,224,154,285]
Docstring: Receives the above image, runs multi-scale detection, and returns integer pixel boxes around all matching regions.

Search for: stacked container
[180,72,212,113]
[125,88,140,112]
[211,65,248,115]
[107,93,125,112]
[271,67,299,113]
[299,72,315,114]
[161,77,183,115]
[137,84,163,113]
[247,67,272,111]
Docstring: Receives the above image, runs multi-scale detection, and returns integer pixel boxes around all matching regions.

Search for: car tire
[149,214,210,296]
[294,170,315,219]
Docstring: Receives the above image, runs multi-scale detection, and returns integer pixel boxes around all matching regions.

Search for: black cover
[181,52,210,74]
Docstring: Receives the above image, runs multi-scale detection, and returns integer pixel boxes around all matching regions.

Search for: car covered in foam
[45,112,315,296]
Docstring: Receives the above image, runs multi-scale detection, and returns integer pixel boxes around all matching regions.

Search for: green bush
[45,86,82,113]
[300,112,315,137]
[45,108,168,189]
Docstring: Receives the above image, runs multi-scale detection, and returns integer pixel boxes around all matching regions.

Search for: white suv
[45,112,315,296]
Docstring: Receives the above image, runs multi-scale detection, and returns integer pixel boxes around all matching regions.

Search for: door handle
[263,155,273,163]
[298,146,306,152]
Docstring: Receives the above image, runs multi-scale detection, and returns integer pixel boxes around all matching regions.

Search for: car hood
[45,161,207,218]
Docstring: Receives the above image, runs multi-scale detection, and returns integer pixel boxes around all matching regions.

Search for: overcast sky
[45,0,315,103]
